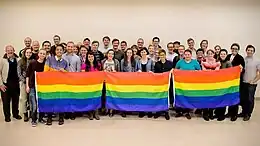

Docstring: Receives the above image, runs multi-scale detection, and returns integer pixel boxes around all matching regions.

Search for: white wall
[1,0,260,97]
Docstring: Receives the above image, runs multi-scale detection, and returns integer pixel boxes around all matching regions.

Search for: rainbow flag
[36,72,105,112]
[105,72,170,112]
[173,67,240,109]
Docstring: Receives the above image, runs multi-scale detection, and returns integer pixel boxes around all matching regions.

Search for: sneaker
[138,112,145,118]
[5,118,11,122]
[243,115,250,121]
[121,113,126,118]
[39,118,47,124]
[230,116,237,122]
[217,116,225,121]
[165,113,170,120]
[24,113,29,122]
[31,121,37,127]
[147,112,153,118]
[46,118,52,126]
[185,113,191,120]
[13,115,22,120]
[58,118,64,125]
[237,112,244,118]
[94,112,100,120]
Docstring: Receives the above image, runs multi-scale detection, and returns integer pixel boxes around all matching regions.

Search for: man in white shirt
[166,42,178,62]
[99,36,111,54]
[187,38,197,59]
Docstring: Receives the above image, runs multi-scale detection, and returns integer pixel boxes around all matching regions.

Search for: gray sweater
[62,53,81,72]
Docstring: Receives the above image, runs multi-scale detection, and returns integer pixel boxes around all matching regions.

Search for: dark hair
[112,38,119,44]
[42,41,51,47]
[246,45,255,52]
[80,45,87,51]
[106,49,115,59]
[85,51,101,72]
[121,41,127,45]
[131,45,138,49]
[219,49,229,62]
[196,48,204,54]
[167,42,174,48]
[53,35,60,40]
[21,47,33,71]
[92,40,99,46]
[184,49,192,54]
[187,38,194,43]
[140,47,149,55]
[123,48,136,68]
[152,37,160,42]
[200,40,208,47]
[159,49,166,55]
[83,38,90,42]
[206,49,215,55]
[179,45,185,49]
[61,42,67,47]
[173,41,181,45]
[230,43,240,50]
[103,36,110,41]
[53,44,64,56]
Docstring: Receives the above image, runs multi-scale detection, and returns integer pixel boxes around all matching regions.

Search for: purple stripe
[106,103,168,112]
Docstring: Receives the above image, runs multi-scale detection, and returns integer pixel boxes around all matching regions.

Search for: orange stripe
[173,66,240,83]
[105,72,169,85]
[36,71,105,85]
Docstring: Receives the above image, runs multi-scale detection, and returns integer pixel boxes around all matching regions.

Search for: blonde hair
[5,45,15,52]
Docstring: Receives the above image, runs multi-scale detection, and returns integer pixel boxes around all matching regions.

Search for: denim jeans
[29,88,37,122]
[241,83,257,117]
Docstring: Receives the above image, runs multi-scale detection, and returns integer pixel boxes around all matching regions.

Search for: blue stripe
[106,96,168,106]
[175,92,240,109]
[38,98,101,113]
[106,103,168,112]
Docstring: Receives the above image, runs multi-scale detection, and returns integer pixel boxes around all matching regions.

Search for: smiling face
[137,39,144,48]
[107,50,114,60]
[140,49,147,58]
[80,47,88,56]
[88,54,95,63]
[66,42,74,53]
[38,49,47,60]
[5,45,15,58]
[24,37,32,47]
[112,41,119,50]
[148,45,154,55]
[43,42,51,52]
[103,38,110,46]
[159,52,166,61]
[207,50,215,58]
[184,51,192,61]
[25,48,32,59]
[73,45,79,54]
[178,46,185,55]
[55,46,63,57]
[188,40,195,49]
[214,46,221,54]
[231,45,239,55]
[126,49,133,58]
[167,43,174,53]
[246,47,255,57]
[196,51,204,58]
[53,36,60,45]
[153,38,159,48]
[201,41,208,50]
[32,41,40,52]
[121,42,127,51]
[220,51,227,61]
[92,42,99,52]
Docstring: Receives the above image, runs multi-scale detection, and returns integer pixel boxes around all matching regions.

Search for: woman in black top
[226,43,245,121]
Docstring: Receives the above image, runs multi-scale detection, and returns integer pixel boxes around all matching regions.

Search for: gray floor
[0,102,259,146]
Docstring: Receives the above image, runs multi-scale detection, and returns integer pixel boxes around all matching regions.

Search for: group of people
[0,35,259,127]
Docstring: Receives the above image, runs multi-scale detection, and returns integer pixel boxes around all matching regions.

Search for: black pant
[214,107,226,117]
[202,108,214,117]
[175,107,190,114]
[240,83,257,117]
[1,84,20,119]
[47,113,64,119]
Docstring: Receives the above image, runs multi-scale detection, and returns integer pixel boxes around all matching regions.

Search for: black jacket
[154,60,173,73]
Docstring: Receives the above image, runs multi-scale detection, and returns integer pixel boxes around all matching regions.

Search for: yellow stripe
[37,84,103,92]
[174,78,240,90]
[106,84,168,92]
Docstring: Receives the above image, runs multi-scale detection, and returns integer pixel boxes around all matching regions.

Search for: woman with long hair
[17,47,33,122]
[201,49,220,121]
[79,45,88,71]
[214,49,232,121]
[82,51,102,120]
[214,45,221,61]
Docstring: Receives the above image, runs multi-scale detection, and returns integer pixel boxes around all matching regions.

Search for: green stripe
[106,90,168,99]
[175,86,239,97]
[37,91,102,99]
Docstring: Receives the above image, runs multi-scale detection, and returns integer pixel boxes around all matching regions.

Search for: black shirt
[141,63,147,72]
[7,58,19,88]
[154,60,173,73]
[26,60,45,88]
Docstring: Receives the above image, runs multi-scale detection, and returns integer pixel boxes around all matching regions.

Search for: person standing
[112,39,124,61]
[226,43,245,121]
[214,49,232,121]
[83,38,91,51]
[62,41,81,120]
[152,37,162,51]
[154,49,172,120]
[82,51,102,120]
[187,38,196,59]
[240,45,260,121]
[26,49,47,126]
[31,41,40,60]
[42,41,52,57]
[200,40,209,55]
[100,36,111,54]
[19,37,32,57]
[91,41,104,63]
[17,47,33,122]
[50,35,61,55]
[166,42,178,62]
[0,45,22,122]
[44,45,68,125]
[120,41,127,52]
[175,50,201,120]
